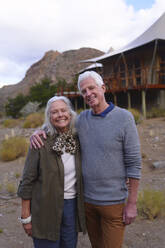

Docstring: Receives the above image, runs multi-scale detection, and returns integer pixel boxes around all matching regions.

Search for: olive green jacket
[17,134,86,242]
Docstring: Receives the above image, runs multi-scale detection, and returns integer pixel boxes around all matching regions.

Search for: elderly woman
[17,96,86,248]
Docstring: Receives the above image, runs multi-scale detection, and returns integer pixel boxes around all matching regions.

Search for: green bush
[23,113,44,128]
[29,78,56,107]
[137,189,165,220]
[128,108,142,124]
[5,94,28,118]
[0,136,28,161]
[3,119,20,128]
[147,107,165,118]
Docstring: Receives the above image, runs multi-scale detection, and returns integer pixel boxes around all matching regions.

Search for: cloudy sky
[0,0,165,88]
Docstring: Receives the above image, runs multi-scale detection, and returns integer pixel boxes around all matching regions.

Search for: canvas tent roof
[83,12,165,63]
[79,63,102,73]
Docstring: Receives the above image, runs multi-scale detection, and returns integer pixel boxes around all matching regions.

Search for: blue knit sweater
[76,106,141,205]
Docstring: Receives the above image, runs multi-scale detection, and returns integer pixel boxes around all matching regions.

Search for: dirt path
[0,118,165,247]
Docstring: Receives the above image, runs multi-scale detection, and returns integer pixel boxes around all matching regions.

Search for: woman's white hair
[77,71,104,93]
[42,96,77,135]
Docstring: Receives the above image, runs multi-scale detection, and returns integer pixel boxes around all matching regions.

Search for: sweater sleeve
[17,147,40,199]
[123,114,142,179]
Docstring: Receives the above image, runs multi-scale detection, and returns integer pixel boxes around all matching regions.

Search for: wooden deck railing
[54,66,165,97]
[104,66,165,92]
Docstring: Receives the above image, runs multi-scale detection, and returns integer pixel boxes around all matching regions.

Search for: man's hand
[123,178,139,225]
[123,202,137,225]
[30,130,47,149]
[23,222,32,236]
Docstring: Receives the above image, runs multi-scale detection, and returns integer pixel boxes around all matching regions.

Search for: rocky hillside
[0,47,104,110]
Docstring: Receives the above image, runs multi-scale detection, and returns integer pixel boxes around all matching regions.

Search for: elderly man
[76,71,141,248]
[30,71,141,248]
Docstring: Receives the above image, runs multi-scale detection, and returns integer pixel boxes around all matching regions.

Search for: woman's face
[50,100,71,133]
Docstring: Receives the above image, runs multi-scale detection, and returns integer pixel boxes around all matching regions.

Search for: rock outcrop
[0,47,104,110]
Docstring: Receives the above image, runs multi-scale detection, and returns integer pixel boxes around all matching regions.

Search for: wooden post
[113,94,117,105]
[142,90,146,118]
[127,91,131,109]
[121,52,129,87]
[74,98,78,111]
[149,39,158,84]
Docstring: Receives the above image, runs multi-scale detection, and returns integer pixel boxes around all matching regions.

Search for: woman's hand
[21,199,32,236]
[23,222,32,236]
[30,130,47,149]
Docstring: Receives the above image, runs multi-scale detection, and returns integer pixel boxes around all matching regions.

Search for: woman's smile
[50,100,71,132]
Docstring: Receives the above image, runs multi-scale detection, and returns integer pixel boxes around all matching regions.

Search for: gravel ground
[0,118,165,247]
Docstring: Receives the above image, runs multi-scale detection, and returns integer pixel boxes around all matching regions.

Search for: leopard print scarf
[52,130,77,155]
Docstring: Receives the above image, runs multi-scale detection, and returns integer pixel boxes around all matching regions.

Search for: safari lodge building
[80,13,165,117]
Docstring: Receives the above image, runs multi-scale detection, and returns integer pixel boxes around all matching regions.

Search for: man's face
[79,77,106,109]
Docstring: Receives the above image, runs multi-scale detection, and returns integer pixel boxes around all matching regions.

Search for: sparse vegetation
[141,152,147,159]
[23,112,44,128]
[77,108,84,114]
[5,94,28,118]
[128,108,142,124]
[0,136,28,161]
[0,111,4,118]
[15,173,21,179]
[0,229,3,234]
[29,78,56,107]
[3,119,20,128]
[137,189,165,220]
[6,183,16,195]
[147,107,165,118]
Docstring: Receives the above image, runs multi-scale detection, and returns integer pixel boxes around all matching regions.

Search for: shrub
[23,113,44,128]
[128,108,142,124]
[0,229,3,233]
[3,119,20,128]
[0,136,28,161]
[147,107,165,118]
[15,173,21,179]
[137,189,165,220]
[29,78,56,107]
[0,111,4,118]
[6,183,16,195]
[142,152,147,159]
[77,108,84,114]
[5,94,28,118]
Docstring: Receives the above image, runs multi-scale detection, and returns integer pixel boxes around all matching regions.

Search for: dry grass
[137,188,165,220]
[3,119,20,128]
[147,107,165,118]
[6,183,16,195]
[0,136,28,161]
[77,108,85,114]
[23,112,44,128]
[128,108,142,124]
[15,173,21,179]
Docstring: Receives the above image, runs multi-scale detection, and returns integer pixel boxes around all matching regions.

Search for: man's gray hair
[43,96,77,135]
[77,71,104,92]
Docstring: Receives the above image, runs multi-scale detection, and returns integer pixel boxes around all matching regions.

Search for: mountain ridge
[0,47,104,111]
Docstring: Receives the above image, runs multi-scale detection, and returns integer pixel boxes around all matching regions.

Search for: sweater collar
[91,102,115,117]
